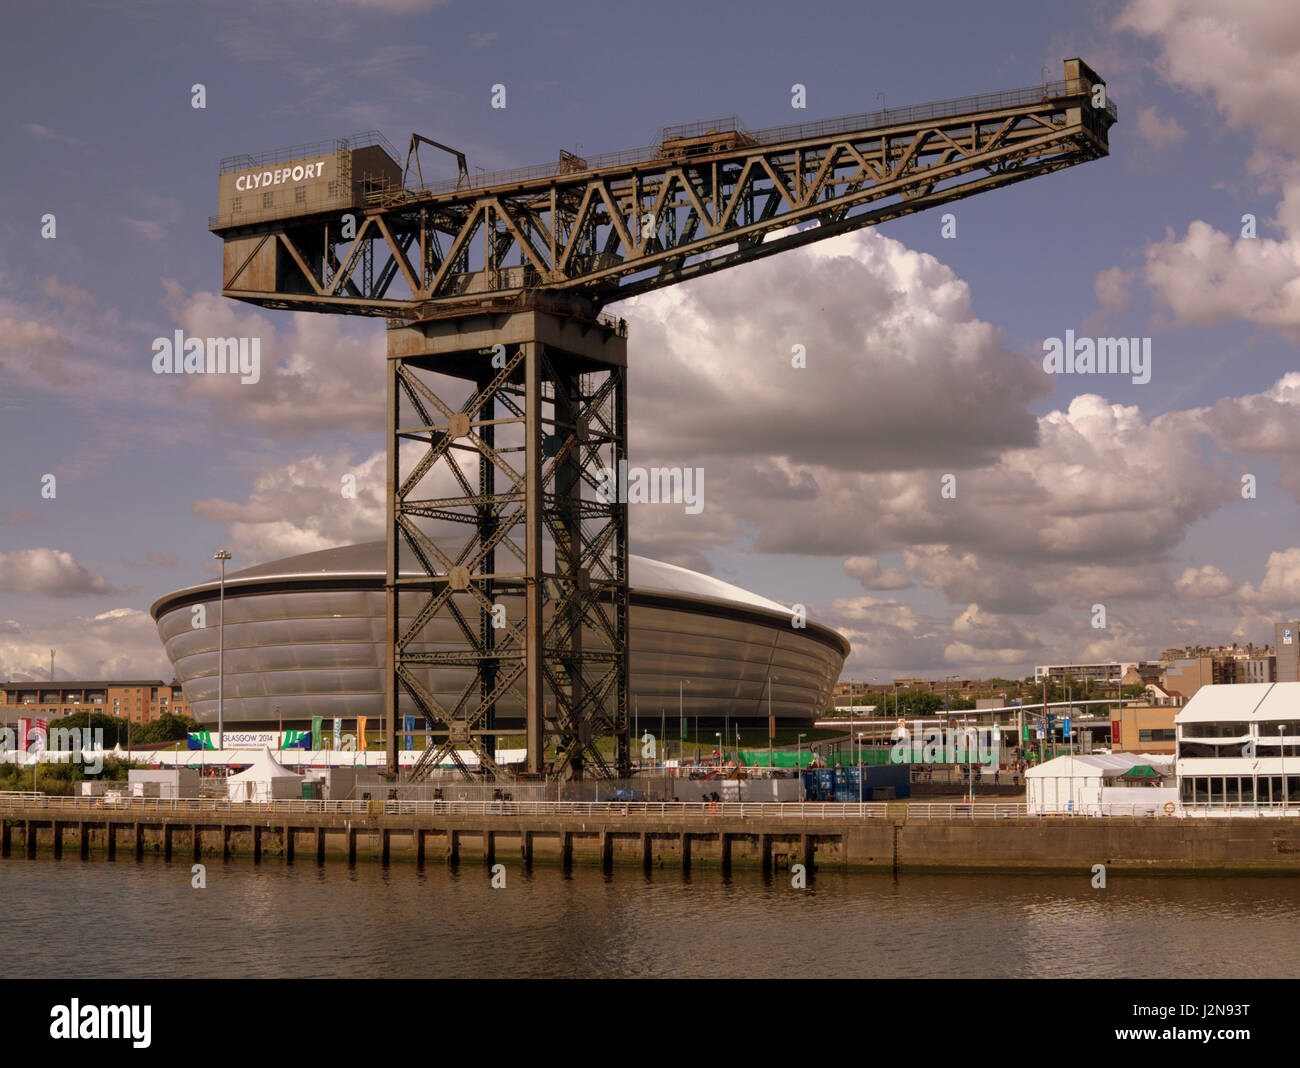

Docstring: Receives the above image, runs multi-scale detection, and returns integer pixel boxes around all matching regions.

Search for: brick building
[0,680,191,726]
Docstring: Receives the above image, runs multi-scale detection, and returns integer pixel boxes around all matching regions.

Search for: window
[232,197,242,213]
[1182,722,1246,738]
[295,186,306,204]
[327,181,338,198]
[263,191,274,208]
[1139,729,1175,742]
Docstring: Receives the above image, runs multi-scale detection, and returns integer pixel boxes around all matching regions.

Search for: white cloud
[1116,4,1300,338]
[193,449,388,565]
[621,228,1048,473]
[158,279,386,437]
[845,555,912,591]
[0,608,168,681]
[0,549,125,597]
[1135,104,1187,150]
[1241,548,1300,610]
[1117,0,1300,164]
[1176,564,1237,598]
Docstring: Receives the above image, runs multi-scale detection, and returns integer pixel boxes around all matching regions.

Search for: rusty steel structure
[210,59,1116,782]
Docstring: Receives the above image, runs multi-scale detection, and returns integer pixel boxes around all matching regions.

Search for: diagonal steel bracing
[215,61,1115,320]
[386,304,629,781]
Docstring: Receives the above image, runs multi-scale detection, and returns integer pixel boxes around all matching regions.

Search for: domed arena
[150,542,849,730]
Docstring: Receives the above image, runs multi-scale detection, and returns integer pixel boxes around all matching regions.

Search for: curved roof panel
[223,540,793,615]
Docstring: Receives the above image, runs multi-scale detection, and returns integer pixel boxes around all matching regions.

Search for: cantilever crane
[210,59,1116,782]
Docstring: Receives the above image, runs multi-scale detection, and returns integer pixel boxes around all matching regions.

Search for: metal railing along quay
[0,793,1027,820]
[5,794,1295,821]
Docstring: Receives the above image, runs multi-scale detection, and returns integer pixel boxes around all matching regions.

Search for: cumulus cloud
[1092,265,1135,318]
[844,555,912,591]
[1176,564,1237,598]
[0,313,74,389]
[1116,4,1300,338]
[157,279,386,437]
[40,276,94,309]
[733,393,1232,566]
[1117,0,1300,164]
[0,608,168,681]
[1241,548,1300,610]
[621,228,1049,473]
[1134,105,1187,150]
[1140,209,1300,341]
[193,449,388,564]
[0,549,125,597]
[1179,372,1300,501]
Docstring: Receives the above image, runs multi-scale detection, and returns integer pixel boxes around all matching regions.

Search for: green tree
[44,710,128,749]
[131,714,197,745]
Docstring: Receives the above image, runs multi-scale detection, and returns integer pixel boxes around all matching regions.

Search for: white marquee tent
[226,747,305,802]
[1026,753,1175,815]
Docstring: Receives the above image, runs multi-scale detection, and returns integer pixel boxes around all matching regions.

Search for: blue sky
[2,0,1299,682]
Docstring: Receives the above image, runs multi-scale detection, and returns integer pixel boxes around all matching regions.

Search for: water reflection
[2,858,1299,978]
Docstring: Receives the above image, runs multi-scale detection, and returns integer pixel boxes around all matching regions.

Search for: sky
[1,0,1299,684]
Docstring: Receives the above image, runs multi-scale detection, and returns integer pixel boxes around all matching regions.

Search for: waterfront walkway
[3,794,1300,873]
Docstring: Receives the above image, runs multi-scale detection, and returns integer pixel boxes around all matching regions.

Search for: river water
[3,857,1299,978]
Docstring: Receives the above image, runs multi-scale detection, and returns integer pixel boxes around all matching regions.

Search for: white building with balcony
[1176,682,1300,813]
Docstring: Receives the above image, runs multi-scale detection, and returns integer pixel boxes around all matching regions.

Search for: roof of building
[1,680,168,691]
[146,541,852,659]
[1176,682,1300,723]
[219,540,792,614]
[1025,752,1173,778]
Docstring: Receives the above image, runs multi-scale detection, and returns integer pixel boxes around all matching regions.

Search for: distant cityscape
[829,618,1300,757]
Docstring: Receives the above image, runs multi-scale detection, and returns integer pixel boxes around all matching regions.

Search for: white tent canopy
[227,747,305,802]
[1026,753,1174,815]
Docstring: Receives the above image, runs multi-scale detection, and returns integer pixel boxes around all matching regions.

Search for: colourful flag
[311,715,323,751]
[357,716,368,751]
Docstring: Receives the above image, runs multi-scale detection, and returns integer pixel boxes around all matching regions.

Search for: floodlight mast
[209,58,1116,783]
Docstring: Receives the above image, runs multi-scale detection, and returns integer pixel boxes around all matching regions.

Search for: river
[3,857,1299,978]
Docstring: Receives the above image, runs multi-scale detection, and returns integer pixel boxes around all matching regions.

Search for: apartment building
[0,681,191,726]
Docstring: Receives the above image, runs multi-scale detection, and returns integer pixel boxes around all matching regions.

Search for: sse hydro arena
[150,542,848,732]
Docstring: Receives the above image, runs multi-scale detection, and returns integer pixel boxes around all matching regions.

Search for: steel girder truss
[216,67,1114,318]
[387,324,629,782]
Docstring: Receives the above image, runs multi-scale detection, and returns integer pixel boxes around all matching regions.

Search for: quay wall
[4,804,1300,873]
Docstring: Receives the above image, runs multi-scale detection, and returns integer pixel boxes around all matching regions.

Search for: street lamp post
[679,679,688,767]
[767,674,778,771]
[214,549,232,753]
